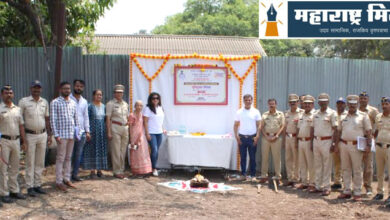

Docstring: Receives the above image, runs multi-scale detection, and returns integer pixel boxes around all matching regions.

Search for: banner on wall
[174,66,228,105]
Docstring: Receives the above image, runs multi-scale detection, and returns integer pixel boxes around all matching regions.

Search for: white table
[166,134,234,169]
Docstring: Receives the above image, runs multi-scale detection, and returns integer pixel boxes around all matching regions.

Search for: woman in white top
[143,92,165,176]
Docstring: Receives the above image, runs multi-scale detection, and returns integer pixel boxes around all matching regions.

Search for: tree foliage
[0,0,114,51]
[153,0,259,37]
[314,40,390,60]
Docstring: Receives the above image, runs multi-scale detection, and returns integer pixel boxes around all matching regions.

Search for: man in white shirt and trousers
[234,94,261,181]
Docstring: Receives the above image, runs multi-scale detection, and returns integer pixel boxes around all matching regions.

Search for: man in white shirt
[234,94,261,180]
[70,79,90,181]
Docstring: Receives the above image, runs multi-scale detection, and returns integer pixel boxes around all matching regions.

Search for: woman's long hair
[147,92,162,114]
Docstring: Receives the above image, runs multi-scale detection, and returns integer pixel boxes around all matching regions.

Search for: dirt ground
[1,166,390,220]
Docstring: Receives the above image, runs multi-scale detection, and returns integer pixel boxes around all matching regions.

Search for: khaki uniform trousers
[25,133,47,188]
[261,137,282,179]
[362,151,373,191]
[340,142,363,196]
[375,145,390,195]
[285,136,299,182]
[110,124,129,175]
[332,151,342,184]
[313,139,333,190]
[298,140,314,186]
[0,138,20,196]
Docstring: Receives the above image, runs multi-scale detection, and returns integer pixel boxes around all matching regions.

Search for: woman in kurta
[83,89,108,177]
[129,100,152,175]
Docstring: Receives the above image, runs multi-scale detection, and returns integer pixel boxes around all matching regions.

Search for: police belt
[341,139,357,145]
[1,135,20,140]
[376,143,390,149]
[25,128,46,134]
[112,120,128,126]
[286,133,297,138]
[314,136,332,141]
[298,137,311,141]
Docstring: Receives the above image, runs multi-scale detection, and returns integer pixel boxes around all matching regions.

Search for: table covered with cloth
[166,134,234,169]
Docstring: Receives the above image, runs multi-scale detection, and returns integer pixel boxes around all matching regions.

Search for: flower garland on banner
[132,53,171,93]
[220,54,258,109]
[253,59,258,108]
[129,56,134,113]
[131,52,259,61]
[129,53,261,171]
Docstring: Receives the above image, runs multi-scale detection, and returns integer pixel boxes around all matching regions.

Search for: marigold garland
[129,57,134,113]
[133,54,170,93]
[131,53,259,61]
[253,58,258,108]
[129,53,261,171]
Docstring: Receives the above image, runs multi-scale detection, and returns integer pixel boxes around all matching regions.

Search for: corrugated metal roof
[93,34,266,56]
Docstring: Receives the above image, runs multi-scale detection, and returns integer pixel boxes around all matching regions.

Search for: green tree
[153,0,314,57]
[0,0,114,51]
[314,40,390,60]
[153,0,259,37]
[261,39,315,57]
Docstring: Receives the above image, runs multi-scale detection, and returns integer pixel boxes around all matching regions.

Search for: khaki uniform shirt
[313,108,338,137]
[106,99,129,125]
[336,110,348,125]
[297,110,314,138]
[339,111,372,141]
[360,105,379,127]
[0,102,24,136]
[262,110,285,134]
[285,108,303,134]
[19,96,49,131]
[375,113,390,144]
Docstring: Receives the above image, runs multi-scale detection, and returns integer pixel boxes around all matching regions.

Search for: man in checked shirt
[50,82,80,192]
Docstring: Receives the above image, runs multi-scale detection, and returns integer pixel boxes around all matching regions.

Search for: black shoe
[34,187,47,194]
[0,201,2,207]
[27,188,37,197]
[1,196,14,203]
[10,192,26,200]
[385,196,390,203]
[97,171,103,178]
[373,194,383,200]
[331,183,342,190]
[71,176,82,182]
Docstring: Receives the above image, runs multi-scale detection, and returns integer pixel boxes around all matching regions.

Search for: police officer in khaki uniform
[0,85,27,203]
[332,97,347,190]
[259,98,285,184]
[358,91,379,196]
[19,80,51,197]
[310,93,338,196]
[337,95,372,201]
[284,94,303,186]
[106,84,129,179]
[299,94,306,109]
[296,95,315,190]
[373,97,390,202]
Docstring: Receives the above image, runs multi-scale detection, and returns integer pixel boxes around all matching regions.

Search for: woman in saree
[129,100,152,176]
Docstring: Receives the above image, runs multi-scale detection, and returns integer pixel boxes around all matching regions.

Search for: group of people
[234,92,390,206]
[0,80,165,207]
[1,79,390,208]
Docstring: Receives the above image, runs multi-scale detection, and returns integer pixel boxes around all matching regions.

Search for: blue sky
[95,0,187,34]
